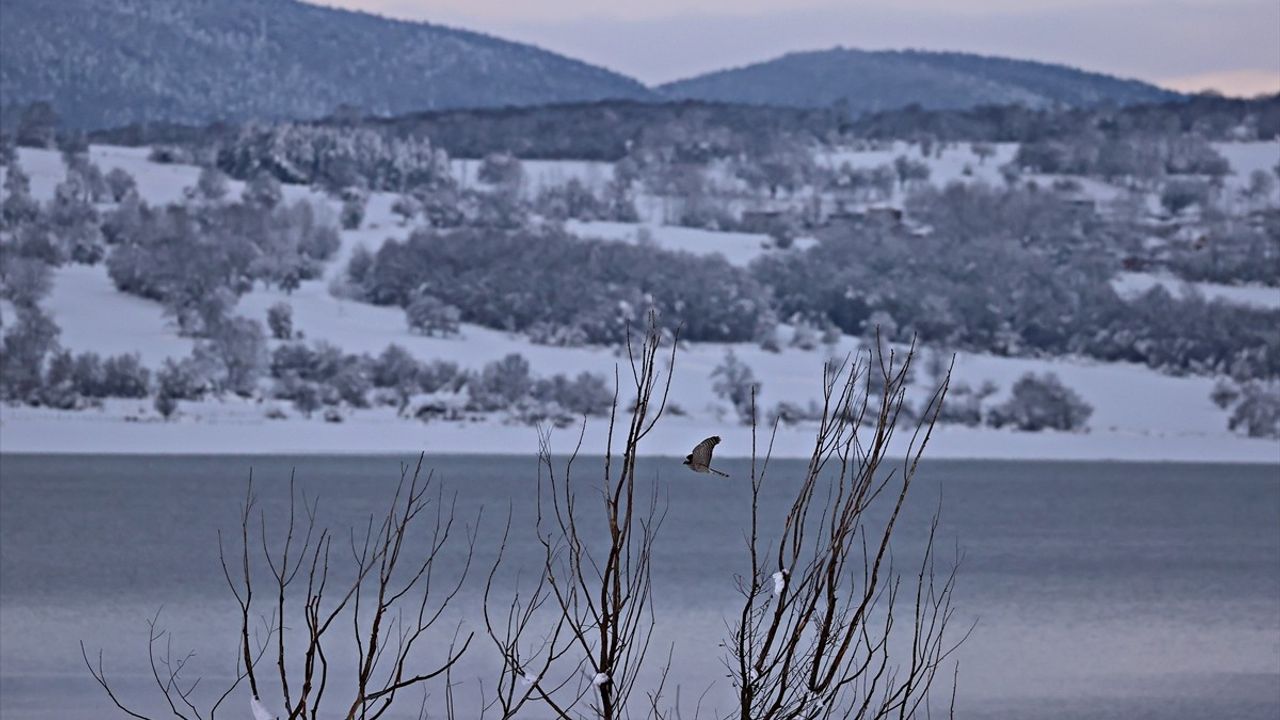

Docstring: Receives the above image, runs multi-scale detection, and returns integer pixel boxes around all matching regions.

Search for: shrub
[154,393,178,419]
[937,380,997,427]
[101,354,151,398]
[533,372,614,417]
[157,357,211,400]
[1210,379,1240,409]
[768,400,823,426]
[419,360,464,394]
[148,145,194,164]
[469,353,533,411]
[987,372,1092,432]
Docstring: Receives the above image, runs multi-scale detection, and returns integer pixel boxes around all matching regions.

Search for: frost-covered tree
[369,343,422,410]
[194,317,268,396]
[711,350,757,423]
[154,392,179,420]
[1,159,41,228]
[156,357,210,401]
[477,152,524,189]
[266,302,293,340]
[971,141,996,165]
[391,194,421,224]
[242,171,283,209]
[0,306,59,401]
[1161,178,1211,215]
[196,167,230,201]
[894,155,931,188]
[15,102,57,149]
[340,189,366,229]
[1243,169,1276,206]
[1227,382,1280,438]
[405,293,460,337]
[103,168,137,202]
[0,255,53,308]
[292,382,322,417]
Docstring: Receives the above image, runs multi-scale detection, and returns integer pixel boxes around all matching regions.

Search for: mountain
[658,48,1180,112]
[0,0,654,129]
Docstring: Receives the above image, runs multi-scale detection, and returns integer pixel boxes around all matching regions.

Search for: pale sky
[317,0,1279,96]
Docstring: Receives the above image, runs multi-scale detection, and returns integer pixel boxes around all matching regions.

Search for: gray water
[1,454,1277,719]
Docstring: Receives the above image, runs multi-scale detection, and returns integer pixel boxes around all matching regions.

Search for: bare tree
[483,314,678,720]
[83,456,476,720]
[723,337,968,720]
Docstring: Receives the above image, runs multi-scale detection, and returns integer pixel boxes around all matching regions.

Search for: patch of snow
[565,220,774,267]
[771,569,788,596]
[43,264,193,365]
[1113,272,1280,310]
[1212,141,1280,194]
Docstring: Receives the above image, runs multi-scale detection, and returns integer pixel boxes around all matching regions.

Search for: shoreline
[4,411,1276,464]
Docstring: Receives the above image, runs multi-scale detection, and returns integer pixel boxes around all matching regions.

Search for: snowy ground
[1,145,1277,462]
[1113,271,1280,310]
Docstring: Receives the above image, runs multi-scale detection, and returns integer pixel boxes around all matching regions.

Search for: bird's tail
[710,467,729,478]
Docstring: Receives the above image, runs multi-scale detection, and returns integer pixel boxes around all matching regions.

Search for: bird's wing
[689,436,720,467]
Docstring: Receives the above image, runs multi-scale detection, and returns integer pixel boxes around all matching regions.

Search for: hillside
[0,0,653,129]
[660,47,1179,111]
[1,141,1277,461]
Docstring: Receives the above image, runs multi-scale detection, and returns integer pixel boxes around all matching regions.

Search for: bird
[684,436,728,477]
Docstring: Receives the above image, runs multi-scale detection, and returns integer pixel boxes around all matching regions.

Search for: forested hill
[0,0,654,129]
[659,47,1180,111]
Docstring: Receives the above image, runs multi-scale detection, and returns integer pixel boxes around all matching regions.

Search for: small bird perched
[684,436,729,477]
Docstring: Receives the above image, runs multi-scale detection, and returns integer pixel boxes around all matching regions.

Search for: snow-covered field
[2,145,1277,462]
[1113,271,1280,310]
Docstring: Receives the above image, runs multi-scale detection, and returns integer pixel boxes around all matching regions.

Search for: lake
[1,454,1277,719]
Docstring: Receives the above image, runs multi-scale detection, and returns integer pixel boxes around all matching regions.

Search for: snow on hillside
[453,158,615,195]
[565,220,796,267]
[2,144,1277,462]
[1211,141,1280,193]
[821,141,1019,192]
[14,257,1274,461]
[1113,272,1280,310]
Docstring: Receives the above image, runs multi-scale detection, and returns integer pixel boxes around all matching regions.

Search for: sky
[318,0,1279,96]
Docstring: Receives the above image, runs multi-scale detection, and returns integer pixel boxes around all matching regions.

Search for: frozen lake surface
[1,454,1277,719]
